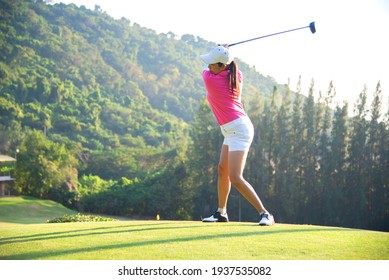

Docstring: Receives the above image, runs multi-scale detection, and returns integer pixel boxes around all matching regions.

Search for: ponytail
[227,61,240,98]
[216,60,240,98]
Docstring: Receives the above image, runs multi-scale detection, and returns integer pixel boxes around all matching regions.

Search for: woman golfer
[200,45,274,226]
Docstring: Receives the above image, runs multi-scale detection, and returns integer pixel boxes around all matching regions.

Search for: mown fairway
[1,196,388,260]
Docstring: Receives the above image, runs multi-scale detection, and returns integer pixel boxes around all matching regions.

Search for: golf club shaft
[229,23,314,47]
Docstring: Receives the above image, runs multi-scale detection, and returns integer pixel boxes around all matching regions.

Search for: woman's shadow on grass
[1,223,344,260]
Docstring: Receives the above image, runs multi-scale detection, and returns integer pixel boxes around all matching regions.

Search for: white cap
[200,46,233,64]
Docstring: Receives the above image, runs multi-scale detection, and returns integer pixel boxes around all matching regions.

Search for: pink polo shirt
[202,69,246,126]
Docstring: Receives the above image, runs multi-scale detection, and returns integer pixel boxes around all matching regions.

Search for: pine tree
[302,80,318,222]
[246,88,268,221]
[377,95,389,231]
[346,86,369,228]
[290,77,305,223]
[328,102,348,226]
[188,97,223,218]
[273,83,293,222]
[366,82,388,230]
[317,81,336,225]
[266,86,279,198]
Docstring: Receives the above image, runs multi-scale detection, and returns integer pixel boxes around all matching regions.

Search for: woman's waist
[220,115,251,130]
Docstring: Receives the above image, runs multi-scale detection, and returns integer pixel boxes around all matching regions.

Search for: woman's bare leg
[217,144,231,209]
[228,150,267,213]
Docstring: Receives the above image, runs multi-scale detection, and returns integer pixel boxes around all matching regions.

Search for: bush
[47,213,117,223]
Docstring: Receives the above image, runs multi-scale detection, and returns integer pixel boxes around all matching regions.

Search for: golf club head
[309,22,316,34]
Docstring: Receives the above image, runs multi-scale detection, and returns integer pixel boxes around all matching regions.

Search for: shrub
[47,213,117,223]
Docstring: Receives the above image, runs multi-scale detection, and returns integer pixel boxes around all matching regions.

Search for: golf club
[228,21,316,47]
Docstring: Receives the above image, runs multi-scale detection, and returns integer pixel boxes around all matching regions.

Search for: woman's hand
[218,43,229,49]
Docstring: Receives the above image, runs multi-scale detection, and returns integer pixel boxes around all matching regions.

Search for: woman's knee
[229,173,244,186]
[218,163,228,178]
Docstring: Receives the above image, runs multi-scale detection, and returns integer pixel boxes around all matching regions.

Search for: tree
[346,86,369,228]
[377,95,389,231]
[366,82,388,230]
[302,80,318,222]
[290,77,305,222]
[188,97,223,218]
[316,81,336,225]
[262,86,278,217]
[15,130,79,206]
[246,85,269,221]
[328,102,348,226]
[273,83,293,222]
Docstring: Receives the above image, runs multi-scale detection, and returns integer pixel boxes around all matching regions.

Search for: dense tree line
[0,0,387,231]
[191,80,388,231]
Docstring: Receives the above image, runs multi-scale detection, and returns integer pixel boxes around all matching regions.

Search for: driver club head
[309,22,316,34]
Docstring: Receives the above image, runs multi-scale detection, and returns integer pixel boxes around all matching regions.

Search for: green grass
[1,196,388,260]
[0,196,76,224]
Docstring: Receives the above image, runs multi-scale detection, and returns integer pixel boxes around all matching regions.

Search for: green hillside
[0,0,278,148]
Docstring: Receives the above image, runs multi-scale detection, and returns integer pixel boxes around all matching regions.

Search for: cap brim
[200,54,216,64]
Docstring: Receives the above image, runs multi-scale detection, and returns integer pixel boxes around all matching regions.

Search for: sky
[52,0,389,115]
